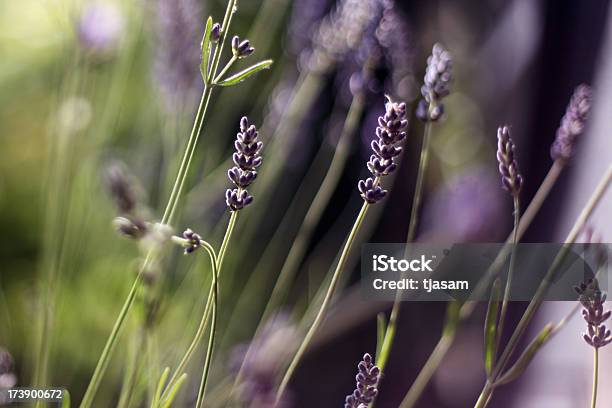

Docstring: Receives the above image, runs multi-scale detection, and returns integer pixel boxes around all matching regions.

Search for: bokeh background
[1,0,612,406]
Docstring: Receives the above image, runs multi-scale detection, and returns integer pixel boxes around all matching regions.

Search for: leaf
[161,373,188,408]
[494,323,554,386]
[153,367,171,407]
[214,60,273,87]
[484,278,502,377]
[61,389,71,408]
[376,313,387,360]
[200,17,213,82]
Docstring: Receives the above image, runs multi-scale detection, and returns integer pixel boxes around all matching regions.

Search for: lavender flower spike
[226,117,262,211]
[416,43,453,122]
[576,279,612,349]
[345,353,380,408]
[550,84,592,162]
[359,96,408,204]
[496,126,523,196]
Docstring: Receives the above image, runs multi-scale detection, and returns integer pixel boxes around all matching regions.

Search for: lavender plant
[576,278,611,408]
[155,117,264,408]
[491,125,523,360]
[344,353,380,408]
[398,84,593,408]
[79,1,274,405]
[375,44,453,384]
[276,97,408,402]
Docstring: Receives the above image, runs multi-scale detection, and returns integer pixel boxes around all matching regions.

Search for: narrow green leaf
[214,60,273,87]
[494,323,554,386]
[484,278,502,377]
[153,367,171,407]
[200,17,213,82]
[376,313,387,360]
[61,389,71,408]
[161,373,188,408]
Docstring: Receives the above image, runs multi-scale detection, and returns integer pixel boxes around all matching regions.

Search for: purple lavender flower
[286,0,332,55]
[374,1,415,100]
[104,162,148,239]
[550,84,592,162]
[78,2,124,54]
[416,43,452,122]
[496,126,523,196]
[231,35,255,59]
[154,0,203,113]
[575,279,612,349]
[210,23,221,43]
[344,353,380,408]
[226,117,262,211]
[230,313,298,408]
[358,97,408,204]
[181,228,201,254]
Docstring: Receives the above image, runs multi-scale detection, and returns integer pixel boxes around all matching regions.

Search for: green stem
[161,212,238,402]
[376,120,433,376]
[262,92,365,319]
[406,121,433,242]
[80,2,239,404]
[276,200,371,402]
[79,269,145,408]
[194,241,220,408]
[592,347,599,408]
[213,56,238,84]
[496,196,520,349]
[474,382,494,408]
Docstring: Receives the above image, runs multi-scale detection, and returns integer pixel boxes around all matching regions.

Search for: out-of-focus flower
[78,2,124,55]
[550,84,592,162]
[154,0,203,113]
[103,161,148,239]
[287,0,332,55]
[344,353,380,408]
[230,313,299,408]
[416,43,453,122]
[496,125,523,196]
[374,0,415,100]
[308,0,383,72]
[0,348,17,394]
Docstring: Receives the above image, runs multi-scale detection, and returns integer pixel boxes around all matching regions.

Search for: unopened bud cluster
[496,126,523,196]
[231,35,254,58]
